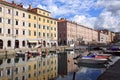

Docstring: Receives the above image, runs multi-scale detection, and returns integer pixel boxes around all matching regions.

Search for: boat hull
[77,57,108,64]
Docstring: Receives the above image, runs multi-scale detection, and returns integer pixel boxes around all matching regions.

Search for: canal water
[0,50,119,80]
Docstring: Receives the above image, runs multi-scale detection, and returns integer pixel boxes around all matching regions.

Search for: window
[8,19,11,24]
[47,26,49,30]
[23,22,25,26]
[0,7,2,12]
[43,25,45,29]
[47,20,49,23]
[54,21,56,24]
[0,28,2,33]
[54,28,56,31]
[8,9,11,14]
[51,21,53,24]
[15,68,18,74]
[28,65,31,71]
[34,64,36,69]
[34,31,36,36]
[0,17,2,23]
[28,23,31,27]
[28,15,31,19]
[38,24,40,29]
[28,74,31,78]
[16,11,18,16]
[16,29,18,35]
[43,33,45,37]
[54,33,56,37]
[23,30,25,35]
[15,20,18,25]
[22,41,25,47]
[22,76,25,80]
[15,77,18,80]
[29,30,31,36]
[34,24,36,28]
[43,19,45,22]
[23,13,25,17]
[7,40,11,47]
[39,32,41,37]
[39,18,41,21]
[34,72,36,77]
[6,69,10,75]
[8,29,10,34]
[34,16,36,20]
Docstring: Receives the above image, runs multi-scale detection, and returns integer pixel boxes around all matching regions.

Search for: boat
[16,52,27,57]
[77,62,107,68]
[95,54,111,59]
[87,52,111,58]
[27,51,41,57]
[77,56,108,64]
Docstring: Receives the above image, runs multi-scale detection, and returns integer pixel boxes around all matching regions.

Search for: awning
[28,40,38,43]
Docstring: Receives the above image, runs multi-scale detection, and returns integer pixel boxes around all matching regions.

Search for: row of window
[0,7,56,24]
[0,28,56,37]
[0,17,56,31]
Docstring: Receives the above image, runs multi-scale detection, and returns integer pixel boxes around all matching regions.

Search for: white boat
[16,52,27,57]
[77,56,108,64]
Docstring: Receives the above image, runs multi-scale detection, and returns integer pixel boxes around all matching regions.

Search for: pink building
[58,18,98,46]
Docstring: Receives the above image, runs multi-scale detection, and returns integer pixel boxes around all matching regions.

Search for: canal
[0,50,119,80]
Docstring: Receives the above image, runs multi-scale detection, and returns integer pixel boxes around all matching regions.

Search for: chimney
[12,1,15,4]
[28,5,32,9]
[18,3,23,8]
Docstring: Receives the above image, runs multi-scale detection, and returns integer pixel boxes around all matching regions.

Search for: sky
[8,0,120,32]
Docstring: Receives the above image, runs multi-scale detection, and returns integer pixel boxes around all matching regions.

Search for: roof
[0,0,57,20]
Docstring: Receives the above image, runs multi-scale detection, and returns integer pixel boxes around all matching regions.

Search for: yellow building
[28,6,58,48]
[0,0,58,49]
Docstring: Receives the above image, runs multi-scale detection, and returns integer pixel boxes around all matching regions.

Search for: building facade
[98,30,109,44]
[0,0,57,49]
[58,18,98,46]
[98,30,116,44]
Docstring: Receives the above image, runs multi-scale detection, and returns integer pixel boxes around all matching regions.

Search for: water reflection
[0,50,118,80]
[0,53,58,80]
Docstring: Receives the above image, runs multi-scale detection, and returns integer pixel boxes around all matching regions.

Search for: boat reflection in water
[0,53,58,80]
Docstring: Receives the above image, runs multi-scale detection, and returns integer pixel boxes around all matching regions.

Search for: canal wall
[0,46,70,56]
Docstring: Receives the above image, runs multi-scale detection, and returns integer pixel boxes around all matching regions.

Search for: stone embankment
[0,46,70,56]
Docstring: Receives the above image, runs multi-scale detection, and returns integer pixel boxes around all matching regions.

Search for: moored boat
[16,52,27,57]
[77,56,108,64]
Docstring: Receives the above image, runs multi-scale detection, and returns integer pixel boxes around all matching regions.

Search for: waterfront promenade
[97,59,120,80]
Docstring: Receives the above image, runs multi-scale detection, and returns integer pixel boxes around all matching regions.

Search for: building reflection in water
[0,53,58,80]
[58,51,79,77]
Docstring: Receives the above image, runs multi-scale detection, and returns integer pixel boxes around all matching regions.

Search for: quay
[97,59,120,80]
[0,46,73,56]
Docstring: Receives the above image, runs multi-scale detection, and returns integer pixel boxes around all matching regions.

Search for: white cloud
[94,0,120,32]
[72,15,96,29]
